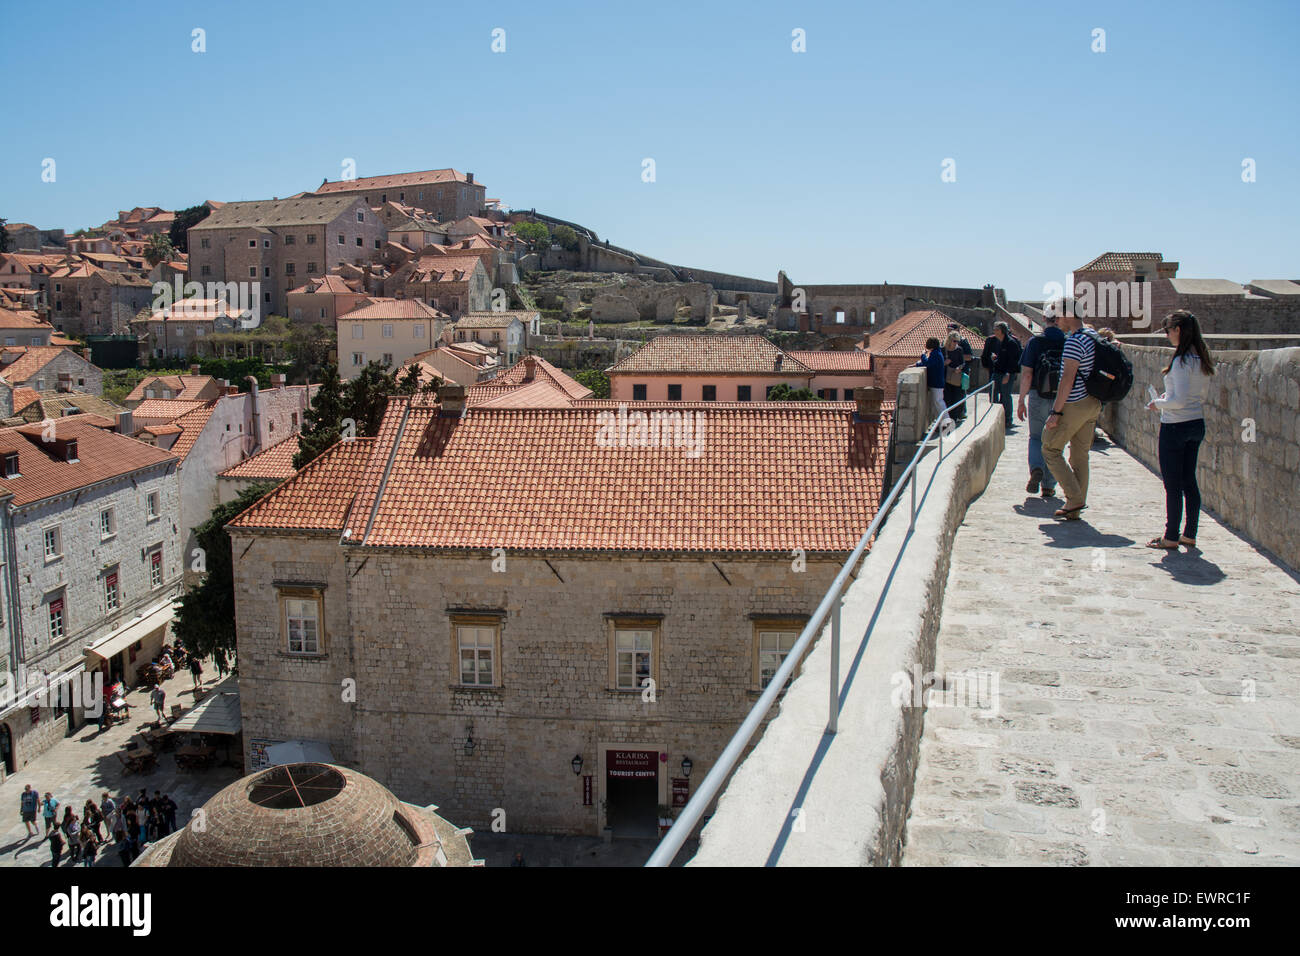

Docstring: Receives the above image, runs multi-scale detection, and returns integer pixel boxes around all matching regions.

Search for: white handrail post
[827,599,841,734]
[909,466,917,531]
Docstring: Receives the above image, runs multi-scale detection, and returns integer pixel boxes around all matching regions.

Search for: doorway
[605,749,658,838]
[1,723,14,776]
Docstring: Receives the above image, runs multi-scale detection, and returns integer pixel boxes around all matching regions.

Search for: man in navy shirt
[914,337,953,432]
[1017,314,1066,498]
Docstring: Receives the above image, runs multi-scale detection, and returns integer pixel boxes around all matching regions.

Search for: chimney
[861,333,871,349]
[270,373,286,389]
[467,172,474,184]
[855,386,884,422]
[774,354,783,371]
[438,384,466,417]
[115,410,134,435]
[521,356,536,382]
[190,364,200,376]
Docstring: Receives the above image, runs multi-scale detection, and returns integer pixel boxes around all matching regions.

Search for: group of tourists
[918,307,1214,546]
[914,323,978,430]
[19,782,180,867]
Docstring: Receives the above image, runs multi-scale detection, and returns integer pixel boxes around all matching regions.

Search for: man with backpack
[1017,312,1066,498]
[1041,303,1133,519]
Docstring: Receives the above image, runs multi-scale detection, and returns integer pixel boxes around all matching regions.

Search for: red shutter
[151,551,161,570]
[106,572,118,588]
[49,597,64,614]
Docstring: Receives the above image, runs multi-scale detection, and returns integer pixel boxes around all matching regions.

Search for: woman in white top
[1145,310,1215,549]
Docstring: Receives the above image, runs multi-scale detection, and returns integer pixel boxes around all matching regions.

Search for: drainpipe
[245,375,261,455]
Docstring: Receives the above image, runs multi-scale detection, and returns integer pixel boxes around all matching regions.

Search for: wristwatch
[1049,410,1063,417]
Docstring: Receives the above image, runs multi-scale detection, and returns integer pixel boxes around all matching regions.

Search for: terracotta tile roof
[289,275,362,295]
[489,356,592,400]
[1075,252,1164,272]
[471,379,580,408]
[166,403,218,462]
[218,434,302,480]
[0,307,54,331]
[340,298,448,321]
[405,254,484,284]
[191,196,364,230]
[139,423,183,436]
[124,374,218,403]
[227,438,376,532]
[865,311,981,356]
[11,387,40,413]
[607,335,814,375]
[145,298,246,322]
[315,169,478,193]
[785,350,874,373]
[0,347,76,384]
[16,391,125,423]
[0,419,176,507]
[132,398,208,420]
[455,311,538,330]
[324,399,891,553]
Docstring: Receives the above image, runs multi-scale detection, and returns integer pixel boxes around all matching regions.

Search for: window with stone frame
[43,526,62,561]
[104,569,120,613]
[149,547,163,588]
[751,618,807,691]
[100,507,116,539]
[451,614,501,687]
[48,593,66,642]
[607,616,661,691]
[280,587,324,655]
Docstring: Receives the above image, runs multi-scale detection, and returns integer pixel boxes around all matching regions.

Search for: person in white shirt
[1145,310,1215,549]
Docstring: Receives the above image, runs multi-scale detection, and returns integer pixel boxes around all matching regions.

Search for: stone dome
[164,763,436,867]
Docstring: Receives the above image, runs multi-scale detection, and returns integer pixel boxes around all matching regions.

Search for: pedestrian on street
[1017,311,1066,499]
[62,810,81,863]
[159,793,178,835]
[124,807,141,855]
[41,792,58,834]
[1042,304,1102,520]
[114,829,134,867]
[48,827,65,867]
[1145,310,1214,550]
[83,799,103,841]
[20,784,40,837]
[101,792,119,836]
[151,684,166,722]
[189,654,204,689]
[213,648,228,680]
[79,827,99,867]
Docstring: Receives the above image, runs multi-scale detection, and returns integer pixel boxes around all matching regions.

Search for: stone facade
[769,273,997,335]
[231,539,842,836]
[0,349,103,396]
[1099,343,1300,571]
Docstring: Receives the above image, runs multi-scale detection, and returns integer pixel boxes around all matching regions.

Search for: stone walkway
[0,667,240,867]
[903,421,1300,866]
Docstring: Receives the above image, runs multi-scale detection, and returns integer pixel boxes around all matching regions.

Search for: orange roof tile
[11,387,40,413]
[322,398,891,553]
[0,419,176,507]
[0,307,54,331]
[607,335,814,375]
[227,438,376,532]
[785,350,875,373]
[132,398,209,420]
[0,347,78,384]
[124,374,218,403]
[315,169,478,193]
[340,298,448,321]
[488,356,592,400]
[865,310,982,356]
[218,434,302,480]
[165,404,218,462]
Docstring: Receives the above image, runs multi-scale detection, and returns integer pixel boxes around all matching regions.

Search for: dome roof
[166,763,434,867]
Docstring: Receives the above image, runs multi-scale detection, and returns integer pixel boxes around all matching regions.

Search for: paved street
[0,666,240,868]
[904,421,1300,866]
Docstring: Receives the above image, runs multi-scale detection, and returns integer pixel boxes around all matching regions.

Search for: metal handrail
[645,379,996,866]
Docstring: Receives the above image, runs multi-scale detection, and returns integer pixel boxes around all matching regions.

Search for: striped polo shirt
[1062,330,1097,402]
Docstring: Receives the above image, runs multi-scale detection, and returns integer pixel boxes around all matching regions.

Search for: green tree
[144,233,175,266]
[0,218,9,253]
[552,224,580,252]
[765,383,821,401]
[511,221,550,251]
[286,322,335,383]
[344,361,400,437]
[172,482,279,660]
[169,203,212,254]
[574,368,610,398]
[292,365,347,470]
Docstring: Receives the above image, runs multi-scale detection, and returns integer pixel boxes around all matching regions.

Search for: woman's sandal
[1146,537,1179,549]
[1179,537,1197,548]
[1053,505,1087,520]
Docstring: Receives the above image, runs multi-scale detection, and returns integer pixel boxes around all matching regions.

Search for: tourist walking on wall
[990,322,1022,428]
[20,784,40,837]
[1145,310,1214,549]
[1042,307,1102,519]
[943,332,967,423]
[1017,312,1066,498]
[914,338,952,433]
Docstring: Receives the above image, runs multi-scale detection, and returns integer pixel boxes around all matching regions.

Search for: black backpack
[1031,336,1064,398]
[1082,330,1134,403]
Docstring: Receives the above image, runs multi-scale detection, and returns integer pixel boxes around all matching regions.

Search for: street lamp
[681,756,693,778]
[571,754,583,776]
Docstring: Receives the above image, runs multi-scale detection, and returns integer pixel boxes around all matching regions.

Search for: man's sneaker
[1026,468,1043,494]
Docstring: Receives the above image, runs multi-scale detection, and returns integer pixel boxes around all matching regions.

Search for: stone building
[0,346,103,396]
[404,343,501,387]
[136,761,479,866]
[130,298,244,361]
[338,298,450,380]
[123,368,224,407]
[444,311,535,366]
[187,196,387,317]
[312,168,486,223]
[0,307,54,347]
[47,266,154,335]
[286,274,371,327]
[385,251,491,319]
[227,388,893,837]
[216,433,300,504]
[0,418,182,779]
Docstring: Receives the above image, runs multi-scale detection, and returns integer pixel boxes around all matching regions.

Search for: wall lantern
[571,754,583,776]
[464,725,475,756]
[681,756,693,778]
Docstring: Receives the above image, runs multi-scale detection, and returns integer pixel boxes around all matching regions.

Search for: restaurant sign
[607,749,657,779]
[672,777,689,807]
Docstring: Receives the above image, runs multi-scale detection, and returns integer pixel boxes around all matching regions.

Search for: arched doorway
[1,723,14,776]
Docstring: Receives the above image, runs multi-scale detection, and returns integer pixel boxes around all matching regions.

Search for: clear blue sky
[2,0,1296,299]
